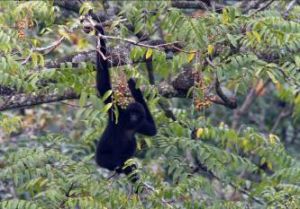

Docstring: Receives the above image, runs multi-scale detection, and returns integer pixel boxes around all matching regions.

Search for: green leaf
[79,2,94,15]
[207,44,214,55]
[252,31,261,43]
[267,71,278,84]
[227,34,238,47]
[102,90,112,101]
[145,48,153,59]
[187,52,195,63]
[79,91,88,107]
[31,52,38,67]
[102,103,113,113]
[295,55,300,67]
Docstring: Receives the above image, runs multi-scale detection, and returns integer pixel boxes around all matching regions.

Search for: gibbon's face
[124,103,146,129]
[80,15,94,34]
[129,111,144,124]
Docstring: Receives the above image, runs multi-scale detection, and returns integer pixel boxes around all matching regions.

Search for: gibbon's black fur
[91,22,157,181]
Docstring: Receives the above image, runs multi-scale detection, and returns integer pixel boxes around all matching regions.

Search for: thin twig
[284,0,298,18]
[21,36,65,65]
[60,101,92,108]
[107,171,118,180]
[84,14,181,53]
[172,45,197,54]
[232,79,271,129]
[270,106,293,133]
[249,0,275,16]
[142,182,175,208]
[35,36,65,52]
[59,182,75,208]
[98,33,181,51]
[206,58,237,109]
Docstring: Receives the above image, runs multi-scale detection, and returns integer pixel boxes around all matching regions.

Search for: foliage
[1,1,300,209]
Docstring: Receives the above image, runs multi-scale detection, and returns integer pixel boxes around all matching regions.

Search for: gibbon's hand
[127,78,137,91]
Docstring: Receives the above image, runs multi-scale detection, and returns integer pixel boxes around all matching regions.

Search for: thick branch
[171,0,225,11]
[45,39,178,69]
[171,0,209,9]
[205,58,237,109]
[0,86,15,96]
[214,76,237,109]
[53,0,81,13]
[0,67,234,111]
[0,79,185,111]
[0,90,79,111]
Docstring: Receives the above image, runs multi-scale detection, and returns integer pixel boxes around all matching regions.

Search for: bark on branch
[45,39,179,69]
[0,67,233,111]
[0,90,79,111]
[171,0,225,11]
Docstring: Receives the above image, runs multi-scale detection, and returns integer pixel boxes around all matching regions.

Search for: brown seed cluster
[16,17,34,40]
[112,74,134,109]
[193,71,212,111]
[16,19,26,39]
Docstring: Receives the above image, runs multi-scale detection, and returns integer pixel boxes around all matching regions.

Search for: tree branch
[213,77,237,109]
[270,106,293,133]
[0,66,237,112]
[171,0,225,12]
[45,39,180,69]
[53,0,81,13]
[21,37,65,65]
[0,90,79,111]
[284,0,298,18]
[232,79,271,129]
[249,0,275,16]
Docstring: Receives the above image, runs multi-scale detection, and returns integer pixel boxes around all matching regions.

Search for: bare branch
[98,33,181,51]
[21,37,65,65]
[53,0,81,13]
[232,79,271,129]
[0,67,239,112]
[171,0,225,12]
[214,77,237,109]
[271,106,293,133]
[284,0,298,18]
[44,39,181,69]
[249,0,275,16]
[0,90,79,111]
[206,58,237,109]
[171,0,209,9]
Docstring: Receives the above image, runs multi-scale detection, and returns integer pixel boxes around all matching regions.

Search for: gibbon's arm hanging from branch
[95,26,113,107]
[128,79,157,136]
[82,13,116,120]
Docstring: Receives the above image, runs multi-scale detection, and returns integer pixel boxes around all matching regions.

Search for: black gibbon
[83,17,157,181]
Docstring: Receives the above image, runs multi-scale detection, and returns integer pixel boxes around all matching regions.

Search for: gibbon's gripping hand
[128,78,144,102]
[127,78,137,91]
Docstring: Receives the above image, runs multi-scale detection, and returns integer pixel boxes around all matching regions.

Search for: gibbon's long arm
[128,79,157,136]
[95,24,115,120]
